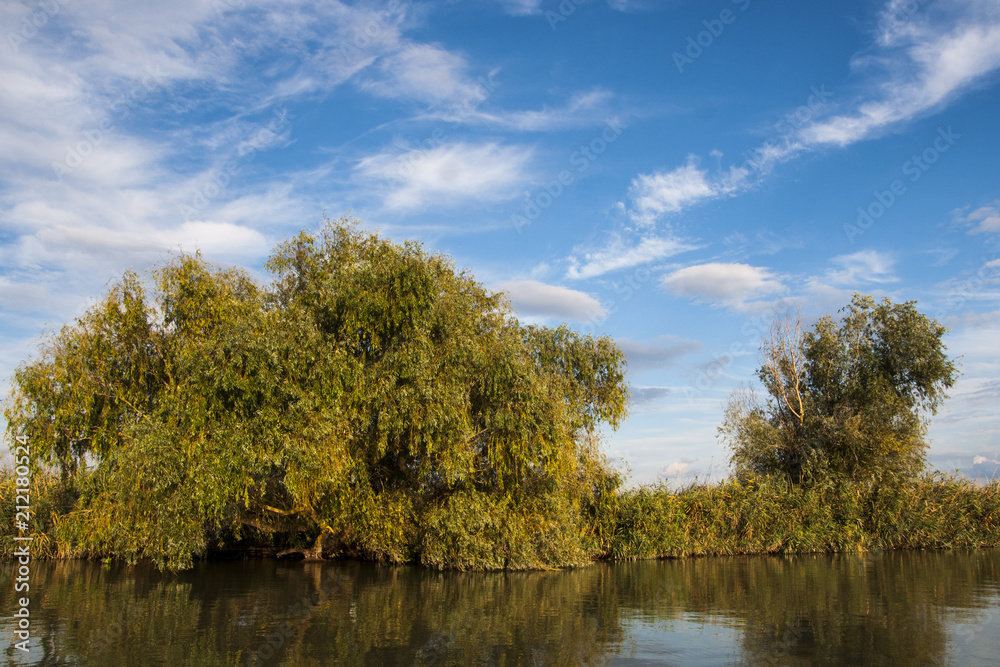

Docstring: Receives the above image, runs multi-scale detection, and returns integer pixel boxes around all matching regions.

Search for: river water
[2,550,998,665]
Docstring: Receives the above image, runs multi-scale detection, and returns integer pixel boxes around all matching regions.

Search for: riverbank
[4,469,999,568]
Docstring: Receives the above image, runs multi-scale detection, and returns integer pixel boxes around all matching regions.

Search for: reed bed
[601,475,1000,560]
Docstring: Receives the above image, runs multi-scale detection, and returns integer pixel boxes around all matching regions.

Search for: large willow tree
[6,219,628,570]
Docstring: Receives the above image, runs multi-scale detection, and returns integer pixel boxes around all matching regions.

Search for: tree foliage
[721,294,958,485]
[5,218,629,570]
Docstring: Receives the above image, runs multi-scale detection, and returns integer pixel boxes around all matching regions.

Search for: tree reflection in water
[1,550,997,665]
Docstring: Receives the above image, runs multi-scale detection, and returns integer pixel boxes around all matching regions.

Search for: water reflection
[1,550,997,665]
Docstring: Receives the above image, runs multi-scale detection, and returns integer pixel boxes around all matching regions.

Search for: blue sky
[2,0,999,484]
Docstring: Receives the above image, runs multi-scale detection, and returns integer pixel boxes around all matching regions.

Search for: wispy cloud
[659,458,699,480]
[491,0,544,16]
[566,234,696,280]
[957,202,1000,234]
[804,2,1000,146]
[361,43,484,107]
[356,142,533,211]
[607,0,669,12]
[0,0,416,265]
[825,249,898,285]
[469,89,616,131]
[626,0,1000,223]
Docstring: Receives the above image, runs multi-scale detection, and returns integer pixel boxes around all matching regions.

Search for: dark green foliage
[721,294,958,484]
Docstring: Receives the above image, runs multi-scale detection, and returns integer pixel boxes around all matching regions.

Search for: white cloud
[362,43,484,107]
[495,280,606,322]
[627,155,762,225]
[356,142,533,211]
[801,4,1000,146]
[823,249,898,286]
[926,320,1000,462]
[566,235,696,280]
[620,148,790,227]
[958,203,1000,234]
[0,278,74,315]
[661,263,786,309]
[156,222,269,257]
[625,0,1000,221]
[0,0,415,273]
[492,0,544,16]
[659,458,699,480]
[628,158,718,224]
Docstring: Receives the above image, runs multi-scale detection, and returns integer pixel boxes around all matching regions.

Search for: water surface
[2,550,998,665]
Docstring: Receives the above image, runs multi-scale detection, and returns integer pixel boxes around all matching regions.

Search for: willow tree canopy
[6,218,629,570]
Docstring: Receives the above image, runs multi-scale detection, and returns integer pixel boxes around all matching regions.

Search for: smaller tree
[721,294,958,484]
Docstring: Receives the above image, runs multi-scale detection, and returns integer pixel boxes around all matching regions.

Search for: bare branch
[758,307,805,426]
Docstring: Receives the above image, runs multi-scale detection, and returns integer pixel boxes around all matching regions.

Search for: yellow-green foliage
[3,220,996,572]
[5,467,998,569]
[722,295,958,484]
[3,217,628,571]
[0,468,68,560]
[604,476,1000,560]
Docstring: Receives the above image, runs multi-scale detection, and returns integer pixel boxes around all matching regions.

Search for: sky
[1,0,999,485]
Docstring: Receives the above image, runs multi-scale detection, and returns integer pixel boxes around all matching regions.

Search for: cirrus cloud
[565,234,697,280]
